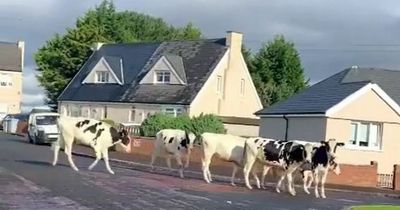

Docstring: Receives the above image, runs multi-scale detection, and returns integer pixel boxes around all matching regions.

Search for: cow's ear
[337,142,345,147]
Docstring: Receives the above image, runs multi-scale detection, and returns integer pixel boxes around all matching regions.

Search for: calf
[52,116,131,174]
[149,129,196,178]
[242,137,313,196]
[200,132,265,187]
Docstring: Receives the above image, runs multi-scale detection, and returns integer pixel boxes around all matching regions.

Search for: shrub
[139,112,226,137]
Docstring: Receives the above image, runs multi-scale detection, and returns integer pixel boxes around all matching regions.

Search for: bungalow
[256,66,400,174]
[57,31,262,137]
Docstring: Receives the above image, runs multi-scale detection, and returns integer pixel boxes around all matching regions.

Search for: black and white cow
[242,137,313,196]
[52,116,131,174]
[259,139,344,198]
[149,129,196,178]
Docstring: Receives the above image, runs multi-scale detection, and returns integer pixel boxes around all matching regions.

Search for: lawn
[348,205,400,210]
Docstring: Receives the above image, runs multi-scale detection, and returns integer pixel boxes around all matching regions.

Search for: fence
[377,173,394,189]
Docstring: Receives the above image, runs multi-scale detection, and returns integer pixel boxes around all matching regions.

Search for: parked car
[27,111,59,145]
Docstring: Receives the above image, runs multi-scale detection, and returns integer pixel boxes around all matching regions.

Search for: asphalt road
[0,133,399,210]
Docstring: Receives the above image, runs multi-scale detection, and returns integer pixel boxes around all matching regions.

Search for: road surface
[0,133,398,210]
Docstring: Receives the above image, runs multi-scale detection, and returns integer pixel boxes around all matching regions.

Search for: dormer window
[96,71,109,83]
[155,71,170,84]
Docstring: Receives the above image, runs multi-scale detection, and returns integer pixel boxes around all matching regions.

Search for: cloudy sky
[2,0,400,111]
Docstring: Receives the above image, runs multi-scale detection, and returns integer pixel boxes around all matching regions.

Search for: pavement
[0,132,399,210]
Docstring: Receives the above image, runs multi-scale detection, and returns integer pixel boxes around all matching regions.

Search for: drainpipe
[283,115,289,141]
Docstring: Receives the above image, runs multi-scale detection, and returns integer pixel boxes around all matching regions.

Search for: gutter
[283,115,289,141]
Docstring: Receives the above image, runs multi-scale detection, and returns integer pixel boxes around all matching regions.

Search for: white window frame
[240,78,245,96]
[216,75,222,93]
[347,121,382,151]
[163,107,183,117]
[96,71,110,83]
[155,71,171,84]
[129,108,136,122]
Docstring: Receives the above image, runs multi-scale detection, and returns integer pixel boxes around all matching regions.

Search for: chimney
[92,42,104,51]
[17,40,25,71]
[226,31,243,55]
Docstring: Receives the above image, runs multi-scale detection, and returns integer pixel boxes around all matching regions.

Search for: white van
[28,112,59,144]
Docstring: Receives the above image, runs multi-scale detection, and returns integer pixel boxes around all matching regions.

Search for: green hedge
[139,113,226,137]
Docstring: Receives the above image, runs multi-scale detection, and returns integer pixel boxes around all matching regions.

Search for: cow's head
[184,131,197,150]
[110,128,132,153]
[320,139,345,175]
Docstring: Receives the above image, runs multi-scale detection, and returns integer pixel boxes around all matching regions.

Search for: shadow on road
[15,160,69,168]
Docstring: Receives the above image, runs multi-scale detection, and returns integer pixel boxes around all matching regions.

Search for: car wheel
[32,135,39,145]
[28,134,33,144]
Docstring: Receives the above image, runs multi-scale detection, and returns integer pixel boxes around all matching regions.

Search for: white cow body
[150,129,196,178]
[52,116,131,174]
[200,132,264,187]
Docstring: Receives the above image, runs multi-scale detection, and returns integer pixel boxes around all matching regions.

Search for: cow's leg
[320,169,329,198]
[306,171,314,189]
[201,152,213,183]
[150,150,158,172]
[88,149,102,171]
[165,155,173,172]
[184,149,191,169]
[230,164,238,186]
[51,142,60,166]
[252,171,261,189]
[275,173,286,193]
[64,138,79,172]
[314,170,320,198]
[243,157,256,190]
[102,149,114,175]
[286,165,299,196]
[303,170,312,194]
[261,166,271,189]
[174,154,184,179]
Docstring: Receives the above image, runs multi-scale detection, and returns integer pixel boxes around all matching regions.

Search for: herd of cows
[51,116,345,199]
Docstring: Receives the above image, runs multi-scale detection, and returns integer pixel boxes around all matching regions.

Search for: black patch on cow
[288,144,306,163]
[75,120,90,128]
[110,127,120,143]
[168,137,174,143]
[92,128,105,146]
[254,138,259,143]
[312,145,330,168]
[83,122,102,134]
[263,141,281,162]
[177,146,180,150]
[163,136,167,141]
[180,131,190,149]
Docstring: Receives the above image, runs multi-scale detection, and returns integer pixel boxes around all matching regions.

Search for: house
[256,66,400,174]
[0,41,24,120]
[57,31,263,137]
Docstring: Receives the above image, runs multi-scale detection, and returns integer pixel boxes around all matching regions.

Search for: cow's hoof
[321,194,326,199]
[231,182,236,187]
[289,191,296,196]
[304,190,310,195]
[276,188,281,193]
[261,186,266,190]
[108,170,115,175]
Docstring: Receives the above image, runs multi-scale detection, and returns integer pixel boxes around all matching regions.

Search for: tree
[35,0,202,109]
[250,35,309,106]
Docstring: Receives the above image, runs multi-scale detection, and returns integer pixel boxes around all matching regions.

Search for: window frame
[155,71,171,84]
[216,75,222,93]
[96,71,110,83]
[163,107,184,117]
[129,108,136,122]
[240,78,245,96]
[348,121,382,151]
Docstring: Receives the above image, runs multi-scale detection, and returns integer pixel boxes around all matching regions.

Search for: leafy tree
[250,35,309,106]
[35,0,202,109]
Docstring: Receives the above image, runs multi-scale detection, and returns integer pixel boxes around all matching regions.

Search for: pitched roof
[255,67,400,116]
[103,56,123,83]
[0,41,23,72]
[58,38,227,105]
[164,54,186,83]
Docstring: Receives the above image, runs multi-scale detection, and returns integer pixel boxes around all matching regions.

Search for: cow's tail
[242,139,249,167]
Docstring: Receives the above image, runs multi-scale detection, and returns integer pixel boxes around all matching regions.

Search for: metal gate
[377,173,394,189]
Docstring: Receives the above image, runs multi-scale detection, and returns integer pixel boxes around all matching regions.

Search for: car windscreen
[36,116,58,125]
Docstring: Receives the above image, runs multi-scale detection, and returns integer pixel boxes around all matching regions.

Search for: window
[0,73,12,87]
[163,107,183,117]
[217,75,222,93]
[155,71,170,83]
[349,121,382,150]
[70,105,82,117]
[96,71,109,83]
[240,79,245,96]
[129,108,136,122]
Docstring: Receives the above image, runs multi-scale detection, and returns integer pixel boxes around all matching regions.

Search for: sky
[2,0,400,112]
